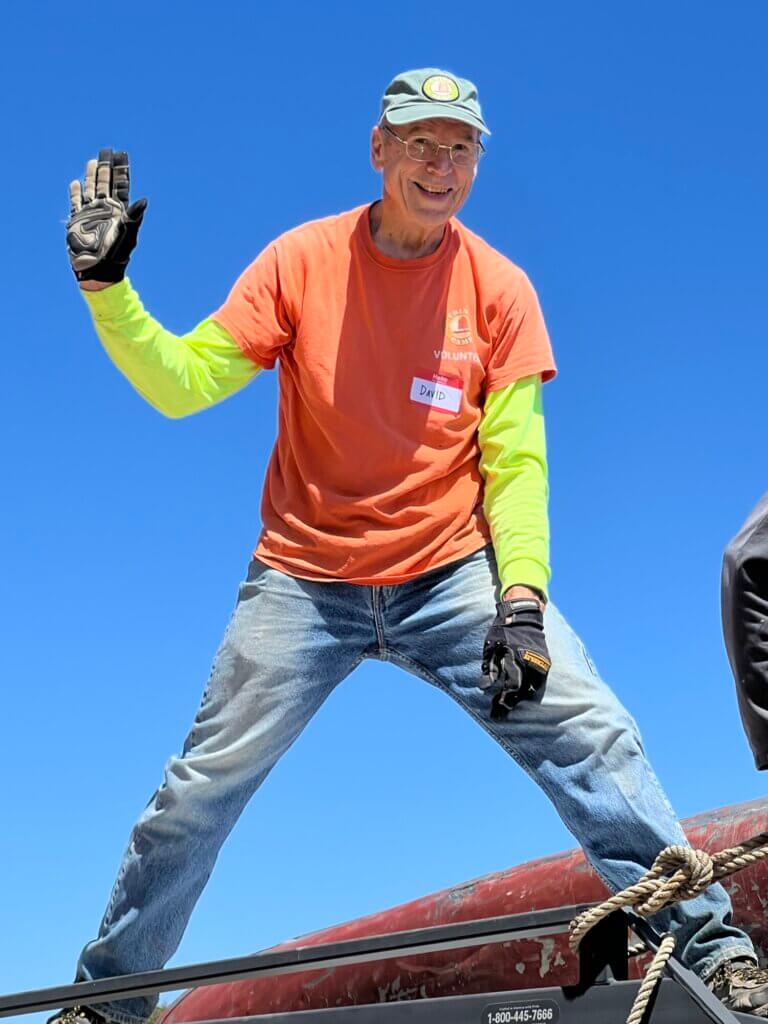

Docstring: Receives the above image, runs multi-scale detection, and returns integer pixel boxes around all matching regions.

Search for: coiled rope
[568,832,768,1024]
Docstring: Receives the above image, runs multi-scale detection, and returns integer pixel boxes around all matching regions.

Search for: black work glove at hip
[480,599,551,719]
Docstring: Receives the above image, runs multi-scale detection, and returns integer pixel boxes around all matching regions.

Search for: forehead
[399,117,478,142]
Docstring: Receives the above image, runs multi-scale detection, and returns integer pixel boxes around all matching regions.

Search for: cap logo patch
[423,75,460,102]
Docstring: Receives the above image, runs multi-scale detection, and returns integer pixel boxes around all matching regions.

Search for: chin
[413,210,452,228]
[409,201,458,227]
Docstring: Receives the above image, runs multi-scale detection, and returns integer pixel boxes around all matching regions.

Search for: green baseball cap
[380,68,491,136]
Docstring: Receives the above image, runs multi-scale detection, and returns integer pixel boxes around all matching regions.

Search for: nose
[427,147,453,175]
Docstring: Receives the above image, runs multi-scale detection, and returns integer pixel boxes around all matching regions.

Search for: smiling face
[370,117,480,233]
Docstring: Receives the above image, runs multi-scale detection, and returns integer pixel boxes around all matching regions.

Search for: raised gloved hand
[480,599,551,718]
[66,149,147,283]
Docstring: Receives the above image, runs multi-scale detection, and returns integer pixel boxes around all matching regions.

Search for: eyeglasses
[381,123,484,167]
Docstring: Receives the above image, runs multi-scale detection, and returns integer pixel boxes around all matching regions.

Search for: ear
[370,124,385,172]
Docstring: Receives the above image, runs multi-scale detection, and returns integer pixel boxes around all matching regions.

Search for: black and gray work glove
[480,599,551,719]
[66,149,147,283]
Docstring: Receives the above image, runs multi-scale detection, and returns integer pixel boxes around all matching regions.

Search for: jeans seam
[370,587,388,658]
[102,839,134,927]
[185,606,241,754]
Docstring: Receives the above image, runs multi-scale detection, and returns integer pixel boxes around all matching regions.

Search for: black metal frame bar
[0,905,593,1017]
[0,903,746,1024]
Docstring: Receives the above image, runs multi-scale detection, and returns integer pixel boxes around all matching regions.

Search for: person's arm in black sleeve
[721,493,768,770]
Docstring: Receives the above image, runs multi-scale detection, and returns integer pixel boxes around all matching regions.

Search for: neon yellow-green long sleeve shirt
[479,376,549,597]
[81,278,550,596]
[83,279,259,417]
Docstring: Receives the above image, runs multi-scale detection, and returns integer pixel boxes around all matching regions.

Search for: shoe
[708,958,768,1017]
[47,1007,107,1024]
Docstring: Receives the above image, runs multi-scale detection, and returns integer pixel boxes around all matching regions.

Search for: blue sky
[1,0,767,1019]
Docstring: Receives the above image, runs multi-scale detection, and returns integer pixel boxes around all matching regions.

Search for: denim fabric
[76,545,754,1023]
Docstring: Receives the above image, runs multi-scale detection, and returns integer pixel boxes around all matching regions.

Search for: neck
[369,199,446,260]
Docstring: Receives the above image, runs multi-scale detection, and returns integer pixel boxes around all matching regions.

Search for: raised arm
[66,149,261,417]
[81,280,260,418]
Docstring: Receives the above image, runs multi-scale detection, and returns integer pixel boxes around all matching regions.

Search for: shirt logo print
[446,308,473,346]
[434,307,481,364]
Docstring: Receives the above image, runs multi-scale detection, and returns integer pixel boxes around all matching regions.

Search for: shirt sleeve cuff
[499,558,550,599]
[486,361,557,392]
[80,278,134,322]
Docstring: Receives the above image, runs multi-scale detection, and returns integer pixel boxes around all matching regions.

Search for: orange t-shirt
[212,203,556,585]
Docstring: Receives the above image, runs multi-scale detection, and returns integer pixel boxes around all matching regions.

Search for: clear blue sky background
[2,1,766,1020]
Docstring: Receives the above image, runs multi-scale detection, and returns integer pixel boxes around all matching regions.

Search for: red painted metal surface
[161,798,768,1022]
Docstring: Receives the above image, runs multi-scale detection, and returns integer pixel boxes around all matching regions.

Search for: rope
[568,831,768,1024]
[626,934,676,1024]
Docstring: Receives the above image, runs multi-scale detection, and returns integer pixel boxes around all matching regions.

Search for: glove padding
[480,598,551,718]
[67,148,147,282]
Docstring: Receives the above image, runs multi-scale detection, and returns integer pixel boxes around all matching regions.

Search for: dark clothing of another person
[722,493,768,770]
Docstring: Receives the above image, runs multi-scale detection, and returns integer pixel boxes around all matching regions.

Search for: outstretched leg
[384,544,755,982]
[75,561,373,1023]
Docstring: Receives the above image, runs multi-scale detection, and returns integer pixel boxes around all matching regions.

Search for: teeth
[416,183,450,194]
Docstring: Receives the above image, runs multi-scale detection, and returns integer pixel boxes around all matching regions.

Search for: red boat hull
[162,798,768,1021]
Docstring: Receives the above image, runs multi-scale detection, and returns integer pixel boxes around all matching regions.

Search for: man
[57,69,768,1023]
[722,494,768,770]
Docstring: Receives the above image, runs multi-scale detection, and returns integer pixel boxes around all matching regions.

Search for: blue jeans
[76,545,754,1023]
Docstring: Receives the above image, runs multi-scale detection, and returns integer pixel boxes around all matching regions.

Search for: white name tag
[410,371,462,414]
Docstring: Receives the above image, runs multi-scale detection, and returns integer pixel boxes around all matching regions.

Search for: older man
[57,69,768,1023]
